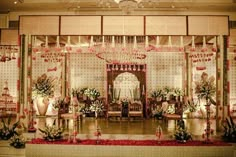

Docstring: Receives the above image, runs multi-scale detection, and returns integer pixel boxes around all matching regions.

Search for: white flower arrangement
[173,88,184,96]
[84,88,100,100]
[89,100,104,113]
[151,88,163,99]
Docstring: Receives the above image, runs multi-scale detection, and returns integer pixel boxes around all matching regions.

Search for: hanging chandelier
[114,0,141,13]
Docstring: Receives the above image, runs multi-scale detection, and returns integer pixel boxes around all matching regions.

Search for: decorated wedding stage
[25,134,234,157]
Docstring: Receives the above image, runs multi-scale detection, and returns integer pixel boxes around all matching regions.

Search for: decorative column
[18,35,26,119]
[226,36,231,117]
[184,51,188,96]
[27,35,36,132]
[16,35,22,118]
[215,35,227,131]
[223,36,230,119]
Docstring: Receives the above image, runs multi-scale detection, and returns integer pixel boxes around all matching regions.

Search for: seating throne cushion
[107,102,122,119]
[128,102,143,119]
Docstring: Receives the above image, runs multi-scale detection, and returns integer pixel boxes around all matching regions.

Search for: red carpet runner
[29,138,231,146]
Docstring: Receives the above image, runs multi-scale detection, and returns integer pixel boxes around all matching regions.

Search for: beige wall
[8,11,236,21]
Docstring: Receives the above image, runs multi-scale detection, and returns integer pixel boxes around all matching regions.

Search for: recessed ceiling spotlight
[171,5,175,8]
[14,0,24,4]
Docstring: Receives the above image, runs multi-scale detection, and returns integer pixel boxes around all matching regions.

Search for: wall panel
[103,16,144,35]
[60,16,101,35]
[19,16,59,35]
[146,16,187,35]
[188,16,229,35]
[0,29,18,45]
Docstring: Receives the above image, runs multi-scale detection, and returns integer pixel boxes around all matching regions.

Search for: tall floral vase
[36,96,49,116]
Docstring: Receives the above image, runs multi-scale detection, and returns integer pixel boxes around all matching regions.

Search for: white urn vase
[36,96,49,116]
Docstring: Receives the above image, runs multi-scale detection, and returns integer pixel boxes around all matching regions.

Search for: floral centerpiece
[84,88,100,100]
[39,120,64,141]
[32,73,56,99]
[89,100,104,118]
[174,120,192,143]
[194,72,216,100]
[10,135,26,148]
[195,72,216,143]
[151,88,163,101]
[32,73,57,116]
[0,115,20,140]
[173,88,184,97]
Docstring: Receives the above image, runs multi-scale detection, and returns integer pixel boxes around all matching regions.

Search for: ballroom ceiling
[0,0,236,13]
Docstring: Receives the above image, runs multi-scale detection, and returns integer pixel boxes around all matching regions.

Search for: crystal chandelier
[114,0,141,13]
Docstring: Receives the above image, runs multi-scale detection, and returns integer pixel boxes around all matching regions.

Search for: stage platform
[25,134,235,157]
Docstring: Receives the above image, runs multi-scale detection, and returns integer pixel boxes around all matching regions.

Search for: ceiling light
[115,0,142,13]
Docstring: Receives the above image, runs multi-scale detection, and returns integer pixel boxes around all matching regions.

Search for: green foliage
[32,73,56,98]
[195,72,216,100]
[39,120,64,141]
[10,135,25,148]
[0,115,20,140]
[222,116,236,142]
[174,120,192,142]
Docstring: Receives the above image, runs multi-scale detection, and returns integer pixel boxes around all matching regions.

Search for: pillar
[216,35,228,131]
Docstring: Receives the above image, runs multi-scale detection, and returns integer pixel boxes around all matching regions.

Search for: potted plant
[32,73,57,116]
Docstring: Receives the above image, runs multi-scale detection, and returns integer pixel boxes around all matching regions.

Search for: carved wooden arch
[106,64,147,117]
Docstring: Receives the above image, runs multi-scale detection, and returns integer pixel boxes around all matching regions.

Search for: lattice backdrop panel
[69,53,106,96]
[32,53,63,97]
[0,56,18,99]
[229,52,236,113]
[191,51,217,97]
[146,52,184,96]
